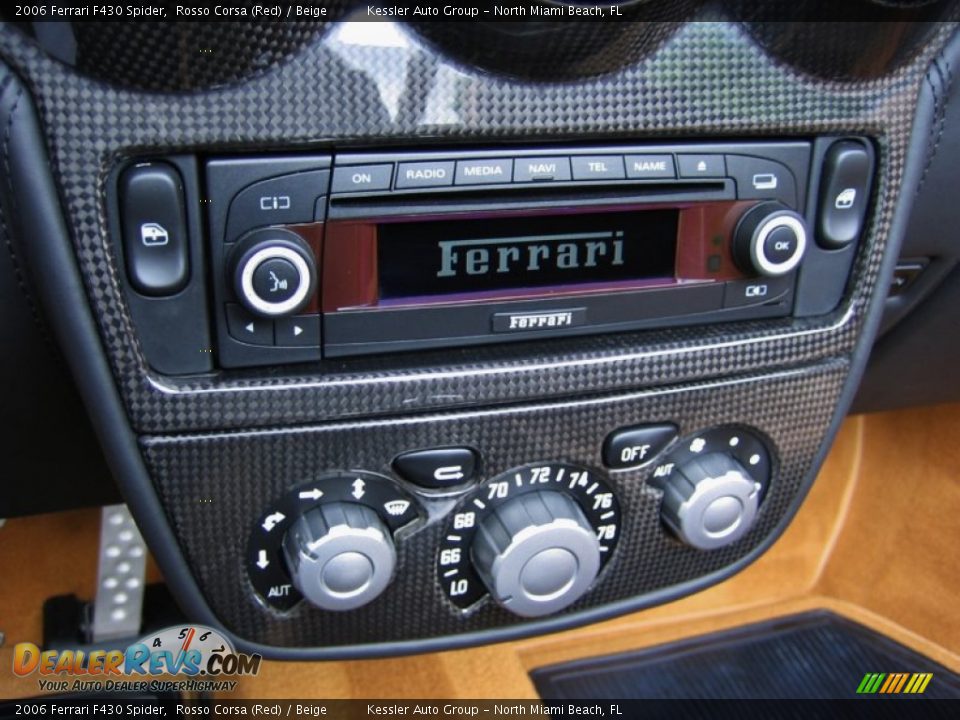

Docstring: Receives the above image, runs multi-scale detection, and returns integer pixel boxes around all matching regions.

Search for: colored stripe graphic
[857,672,932,694]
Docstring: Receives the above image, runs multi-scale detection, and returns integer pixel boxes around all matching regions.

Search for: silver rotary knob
[282,502,395,611]
[660,453,762,551]
[733,201,808,277]
[471,490,601,618]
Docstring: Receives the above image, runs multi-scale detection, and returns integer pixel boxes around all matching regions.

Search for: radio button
[226,169,329,242]
[571,155,626,181]
[276,314,320,347]
[393,447,479,490]
[331,164,393,194]
[455,158,512,185]
[625,154,676,179]
[395,161,455,189]
[514,157,571,183]
[678,154,726,178]
[225,304,274,346]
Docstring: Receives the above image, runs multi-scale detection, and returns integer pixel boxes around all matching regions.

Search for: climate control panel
[243,425,774,618]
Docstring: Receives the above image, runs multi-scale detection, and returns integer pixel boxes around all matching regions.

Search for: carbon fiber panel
[0,16,953,651]
[0,20,952,433]
[142,363,844,648]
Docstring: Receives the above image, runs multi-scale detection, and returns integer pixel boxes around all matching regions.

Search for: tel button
[393,448,479,489]
[603,424,678,469]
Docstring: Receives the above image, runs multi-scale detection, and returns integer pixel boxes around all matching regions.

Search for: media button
[455,158,512,185]
[331,164,393,194]
[678,154,726,178]
[571,156,626,181]
[625,154,676,179]
[513,157,571,183]
[395,161,455,189]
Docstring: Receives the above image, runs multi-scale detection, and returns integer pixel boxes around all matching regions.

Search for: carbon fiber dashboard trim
[0,15,955,655]
[0,19,954,433]
[141,362,845,649]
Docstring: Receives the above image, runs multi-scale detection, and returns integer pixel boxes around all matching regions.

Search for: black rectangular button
[455,158,512,185]
[225,304,274,345]
[817,140,872,249]
[513,157,571,182]
[571,156,626,181]
[724,277,792,308]
[226,169,329,242]
[677,154,726,178]
[393,447,479,489]
[276,314,320,347]
[331,164,393,194]
[625,154,676,179]
[395,161,455,189]
[119,163,190,296]
[603,424,678,469]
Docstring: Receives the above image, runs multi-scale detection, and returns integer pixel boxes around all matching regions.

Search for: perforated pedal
[90,504,147,642]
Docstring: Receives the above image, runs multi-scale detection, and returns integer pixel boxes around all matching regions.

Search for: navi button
[513,157,572,183]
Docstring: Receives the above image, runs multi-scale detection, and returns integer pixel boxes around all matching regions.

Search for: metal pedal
[90,504,147,642]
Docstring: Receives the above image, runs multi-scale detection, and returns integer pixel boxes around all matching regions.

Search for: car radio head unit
[167,139,873,368]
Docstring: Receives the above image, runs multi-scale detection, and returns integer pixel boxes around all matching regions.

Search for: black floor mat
[532,611,960,700]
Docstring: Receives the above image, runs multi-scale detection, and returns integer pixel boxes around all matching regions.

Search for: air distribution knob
[660,452,762,551]
[230,228,317,318]
[471,490,601,618]
[733,201,808,278]
[282,502,396,611]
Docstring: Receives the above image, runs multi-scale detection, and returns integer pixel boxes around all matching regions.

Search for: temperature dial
[438,463,620,616]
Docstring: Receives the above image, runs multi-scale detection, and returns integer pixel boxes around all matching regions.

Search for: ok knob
[660,452,762,551]
[471,490,601,618]
[230,228,316,317]
[734,201,808,277]
[282,502,396,611]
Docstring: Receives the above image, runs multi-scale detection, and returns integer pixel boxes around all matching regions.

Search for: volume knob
[282,502,395,611]
[471,491,600,618]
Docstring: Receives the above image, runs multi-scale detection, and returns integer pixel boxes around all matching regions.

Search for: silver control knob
[471,491,600,618]
[282,502,395,611]
[231,228,316,318]
[661,453,762,551]
[734,202,808,277]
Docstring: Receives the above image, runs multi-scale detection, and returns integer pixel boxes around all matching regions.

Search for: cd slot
[327,180,732,220]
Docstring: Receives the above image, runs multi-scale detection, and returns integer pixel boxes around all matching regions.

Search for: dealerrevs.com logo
[12,625,261,693]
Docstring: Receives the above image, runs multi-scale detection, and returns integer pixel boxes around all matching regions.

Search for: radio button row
[571,156,626,181]
[677,154,726,178]
[455,158,513,185]
[395,160,455,189]
[331,164,393,194]
[513,157,571,183]
[625,154,676,179]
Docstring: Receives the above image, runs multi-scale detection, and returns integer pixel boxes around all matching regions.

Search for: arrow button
[276,314,320,347]
[225,304,274,346]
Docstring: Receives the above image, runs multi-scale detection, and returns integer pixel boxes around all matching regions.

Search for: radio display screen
[377,209,678,303]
